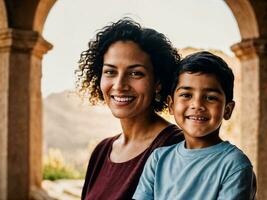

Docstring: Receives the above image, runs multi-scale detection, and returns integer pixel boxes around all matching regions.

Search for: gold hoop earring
[155,92,161,102]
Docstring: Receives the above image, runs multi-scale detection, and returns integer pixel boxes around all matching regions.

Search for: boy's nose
[190,98,205,111]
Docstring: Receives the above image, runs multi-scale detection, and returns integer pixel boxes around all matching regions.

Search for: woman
[77,18,183,200]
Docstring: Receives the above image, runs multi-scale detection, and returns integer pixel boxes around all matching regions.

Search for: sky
[42,0,240,97]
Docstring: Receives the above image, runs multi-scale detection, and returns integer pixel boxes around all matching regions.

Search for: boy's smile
[169,72,234,148]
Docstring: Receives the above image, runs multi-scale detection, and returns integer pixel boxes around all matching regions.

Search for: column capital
[231,37,267,60]
[0,28,52,59]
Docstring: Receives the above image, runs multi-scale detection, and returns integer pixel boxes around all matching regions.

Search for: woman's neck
[110,112,171,163]
[119,112,170,144]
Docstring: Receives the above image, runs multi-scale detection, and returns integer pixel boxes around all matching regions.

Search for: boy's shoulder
[150,141,252,170]
[151,140,184,160]
[221,142,252,170]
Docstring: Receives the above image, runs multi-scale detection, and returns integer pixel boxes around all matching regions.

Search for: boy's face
[168,72,235,148]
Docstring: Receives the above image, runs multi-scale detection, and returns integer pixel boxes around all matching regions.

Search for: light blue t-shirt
[133,141,256,200]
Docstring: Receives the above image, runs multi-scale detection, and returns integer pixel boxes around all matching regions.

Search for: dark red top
[82,124,183,200]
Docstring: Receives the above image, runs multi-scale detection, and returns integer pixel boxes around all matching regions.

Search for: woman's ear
[155,81,162,92]
[223,101,235,120]
[167,95,174,115]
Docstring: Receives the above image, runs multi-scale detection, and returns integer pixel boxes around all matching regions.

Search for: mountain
[43,91,121,163]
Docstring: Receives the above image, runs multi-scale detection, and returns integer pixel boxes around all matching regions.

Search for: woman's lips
[111,95,135,104]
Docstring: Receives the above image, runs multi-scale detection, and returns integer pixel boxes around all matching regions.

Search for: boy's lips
[186,115,209,121]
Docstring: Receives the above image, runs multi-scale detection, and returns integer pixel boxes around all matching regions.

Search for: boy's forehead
[177,72,224,91]
[178,71,218,81]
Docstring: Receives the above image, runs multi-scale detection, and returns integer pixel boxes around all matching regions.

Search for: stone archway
[0,1,8,199]
[0,1,56,199]
[0,0,267,199]
[33,0,57,33]
[0,0,7,29]
[226,0,259,39]
[226,0,267,199]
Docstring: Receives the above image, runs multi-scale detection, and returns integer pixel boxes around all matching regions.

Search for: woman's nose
[113,75,129,90]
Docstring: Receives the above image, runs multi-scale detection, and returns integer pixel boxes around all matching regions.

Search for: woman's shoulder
[154,124,183,145]
[98,135,119,146]
[149,124,183,151]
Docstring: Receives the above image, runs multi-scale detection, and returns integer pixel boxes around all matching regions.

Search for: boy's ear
[223,101,235,120]
[167,95,174,115]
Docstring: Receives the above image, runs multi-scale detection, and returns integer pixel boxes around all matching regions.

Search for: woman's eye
[103,70,116,76]
[129,71,144,77]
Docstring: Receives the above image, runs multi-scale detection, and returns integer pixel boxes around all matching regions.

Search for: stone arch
[225,0,259,39]
[1,0,267,199]
[226,1,267,199]
[33,0,57,33]
[0,0,55,199]
[0,0,8,29]
[0,2,8,200]
[39,1,267,199]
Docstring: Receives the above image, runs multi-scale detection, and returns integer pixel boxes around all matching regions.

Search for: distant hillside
[43,91,121,157]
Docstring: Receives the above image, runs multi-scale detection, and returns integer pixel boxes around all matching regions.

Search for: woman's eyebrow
[103,63,147,69]
[128,64,147,69]
[103,63,116,68]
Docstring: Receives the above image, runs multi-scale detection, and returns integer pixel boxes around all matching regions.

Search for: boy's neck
[184,129,223,149]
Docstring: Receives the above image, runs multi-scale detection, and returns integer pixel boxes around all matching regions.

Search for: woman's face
[100,41,158,119]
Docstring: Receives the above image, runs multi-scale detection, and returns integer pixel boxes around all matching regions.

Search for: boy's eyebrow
[103,63,147,69]
[204,88,223,94]
[176,86,223,94]
[176,86,192,91]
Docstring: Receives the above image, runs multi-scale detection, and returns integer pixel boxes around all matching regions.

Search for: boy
[133,51,256,200]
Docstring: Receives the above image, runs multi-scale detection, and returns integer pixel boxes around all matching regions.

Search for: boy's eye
[205,95,218,101]
[179,93,192,98]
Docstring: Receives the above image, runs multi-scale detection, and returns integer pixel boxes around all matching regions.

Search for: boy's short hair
[171,51,234,103]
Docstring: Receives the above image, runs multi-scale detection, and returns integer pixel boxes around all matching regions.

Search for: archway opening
[41,0,241,197]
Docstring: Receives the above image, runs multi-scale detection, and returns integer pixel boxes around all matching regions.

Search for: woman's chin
[110,111,130,119]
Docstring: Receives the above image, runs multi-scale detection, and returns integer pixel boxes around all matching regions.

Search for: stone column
[232,37,267,200]
[0,30,9,200]
[0,29,52,200]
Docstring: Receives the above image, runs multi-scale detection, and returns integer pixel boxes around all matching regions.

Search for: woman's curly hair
[76,17,180,112]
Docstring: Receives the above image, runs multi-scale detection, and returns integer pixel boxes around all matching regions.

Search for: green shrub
[43,148,82,180]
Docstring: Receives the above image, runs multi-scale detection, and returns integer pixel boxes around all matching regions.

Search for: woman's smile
[111,95,136,105]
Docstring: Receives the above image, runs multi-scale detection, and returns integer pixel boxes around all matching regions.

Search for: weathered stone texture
[0,51,9,200]
[0,28,51,199]
[232,37,267,200]
[0,0,267,199]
